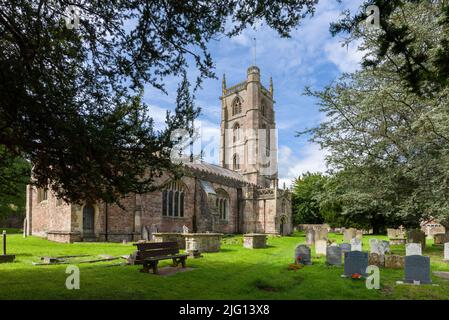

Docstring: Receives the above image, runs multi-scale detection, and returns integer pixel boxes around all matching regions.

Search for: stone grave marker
[385,255,404,269]
[433,234,445,245]
[381,240,390,254]
[407,229,426,250]
[369,239,380,254]
[306,229,315,246]
[340,243,351,255]
[326,245,342,266]
[350,238,362,251]
[0,230,15,263]
[444,243,449,261]
[406,243,422,256]
[368,252,385,267]
[295,244,312,265]
[315,240,327,256]
[343,228,357,242]
[404,255,431,284]
[344,251,368,277]
[355,230,363,240]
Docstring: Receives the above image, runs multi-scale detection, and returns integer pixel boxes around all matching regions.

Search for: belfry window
[162,181,186,217]
[232,97,242,116]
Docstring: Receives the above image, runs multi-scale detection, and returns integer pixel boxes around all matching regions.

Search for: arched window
[233,153,240,170]
[262,124,270,156]
[162,181,187,217]
[233,123,240,143]
[281,200,287,214]
[216,189,230,220]
[232,97,242,116]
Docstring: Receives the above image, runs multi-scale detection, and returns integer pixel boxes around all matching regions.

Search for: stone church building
[25,66,292,243]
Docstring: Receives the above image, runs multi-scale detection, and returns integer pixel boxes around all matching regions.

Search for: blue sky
[144,0,365,188]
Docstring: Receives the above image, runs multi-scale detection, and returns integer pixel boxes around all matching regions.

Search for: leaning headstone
[344,251,368,277]
[369,252,385,267]
[306,229,315,246]
[385,255,405,269]
[444,243,449,261]
[343,228,357,242]
[350,238,362,251]
[315,240,327,256]
[340,243,351,255]
[327,245,342,266]
[381,240,390,254]
[406,243,422,256]
[407,229,426,250]
[404,255,431,284]
[295,244,312,265]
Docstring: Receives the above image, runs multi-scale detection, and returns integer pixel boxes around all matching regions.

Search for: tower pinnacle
[222,73,226,96]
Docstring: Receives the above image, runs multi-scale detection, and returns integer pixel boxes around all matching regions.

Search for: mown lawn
[1,231,448,300]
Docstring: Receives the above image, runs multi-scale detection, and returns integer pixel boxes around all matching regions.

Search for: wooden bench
[133,242,188,274]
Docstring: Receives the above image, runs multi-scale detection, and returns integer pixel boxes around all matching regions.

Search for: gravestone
[369,252,385,267]
[444,243,449,261]
[407,229,426,250]
[344,251,368,277]
[369,239,380,254]
[295,244,312,265]
[343,228,357,242]
[385,255,404,269]
[350,238,362,251]
[340,243,351,255]
[315,240,327,256]
[406,243,422,256]
[326,245,342,266]
[355,230,363,240]
[404,255,431,284]
[381,240,390,254]
[433,234,445,245]
[182,225,189,234]
[306,229,315,246]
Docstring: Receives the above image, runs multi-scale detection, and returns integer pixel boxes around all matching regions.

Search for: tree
[301,1,449,229]
[0,147,30,224]
[0,0,318,205]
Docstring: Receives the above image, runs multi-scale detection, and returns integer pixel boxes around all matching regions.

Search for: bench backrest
[134,241,180,260]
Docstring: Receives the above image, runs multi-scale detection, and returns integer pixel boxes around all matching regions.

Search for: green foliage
[0,147,30,221]
[0,0,318,205]
[301,1,449,228]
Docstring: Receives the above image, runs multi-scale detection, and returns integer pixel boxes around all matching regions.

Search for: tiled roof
[184,162,250,184]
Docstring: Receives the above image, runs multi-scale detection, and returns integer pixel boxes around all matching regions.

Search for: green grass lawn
[1,232,449,300]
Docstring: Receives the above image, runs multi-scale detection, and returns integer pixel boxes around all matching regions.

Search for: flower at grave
[351,273,362,279]
[295,255,302,264]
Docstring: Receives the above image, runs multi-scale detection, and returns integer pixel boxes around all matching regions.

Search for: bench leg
[141,263,150,273]
[180,258,186,268]
[172,258,178,267]
[152,261,159,274]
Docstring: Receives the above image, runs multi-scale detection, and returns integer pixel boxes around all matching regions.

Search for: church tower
[219,66,278,187]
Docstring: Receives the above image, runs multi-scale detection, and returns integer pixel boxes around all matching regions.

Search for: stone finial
[222,73,226,95]
[269,77,273,97]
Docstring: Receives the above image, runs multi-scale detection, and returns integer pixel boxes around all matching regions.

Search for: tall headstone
[326,245,342,266]
[350,238,362,251]
[381,240,390,254]
[343,228,357,242]
[406,243,422,256]
[407,229,426,250]
[306,229,315,246]
[315,240,327,256]
[404,255,431,284]
[295,244,312,265]
[344,251,368,277]
[444,243,449,261]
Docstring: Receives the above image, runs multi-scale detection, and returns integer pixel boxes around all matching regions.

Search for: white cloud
[278,143,328,188]
[324,39,365,73]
